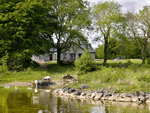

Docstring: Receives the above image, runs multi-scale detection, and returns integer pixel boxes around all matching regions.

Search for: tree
[126,6,150,64]
[50,0,91,65]
[92,1,125,65]
[95,45,104,59]
[0,0,56,70]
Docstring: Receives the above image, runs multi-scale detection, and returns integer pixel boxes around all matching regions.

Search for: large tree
[0,0,56,70]
[50,0,91,65]
[92,1,125,65]
[126,6,150,64]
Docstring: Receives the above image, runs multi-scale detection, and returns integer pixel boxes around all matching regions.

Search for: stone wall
[52,87,150,104]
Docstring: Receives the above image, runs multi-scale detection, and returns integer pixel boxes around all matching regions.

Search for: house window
[63,53,67,59]
[78,53,82,58]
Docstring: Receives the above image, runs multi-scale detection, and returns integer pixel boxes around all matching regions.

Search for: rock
[90,93,96,98]
[63,74,73,79]
[133,91,145,97]
[63,87,71,92]
[80,84,90,89]
[85,92,92,98]
[59,89,64,95]
[68,88,76,93]
[97,88,105,93]
[108,93,120,101]
[131,96,139,102]
[81,92,86,96]
[79,95,86,99]
[138,96,146,103]
[94,93,103,100]
[119,93,127,98]
[126,93,133,97]
[70,93,77,98]
[74,90,82,96]
[53,89,60,94]
[117,97,132,102]
[146,98,150,104]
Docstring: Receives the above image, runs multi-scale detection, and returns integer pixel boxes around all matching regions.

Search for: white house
[32,44,95,62]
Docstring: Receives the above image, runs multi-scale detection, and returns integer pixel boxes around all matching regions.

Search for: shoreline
[2,81,150,104]
[52,86,150,104]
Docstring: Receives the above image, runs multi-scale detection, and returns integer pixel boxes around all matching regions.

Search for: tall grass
[1,59,150,93]
[68,59,150,93]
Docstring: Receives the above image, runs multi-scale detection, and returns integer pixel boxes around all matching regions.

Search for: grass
[0,61,75,84]
[68,59,150,93]
[1,59,150,93]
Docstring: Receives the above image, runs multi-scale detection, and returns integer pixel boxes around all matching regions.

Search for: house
[32,44,95,62]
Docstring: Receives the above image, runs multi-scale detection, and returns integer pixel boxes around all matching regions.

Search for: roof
[50,44,95,53]
[80,44,95,53]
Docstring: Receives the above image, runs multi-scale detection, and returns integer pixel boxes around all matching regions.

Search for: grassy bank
[1,59,150,93]
[0,61,75,84]
[68,59,150,93]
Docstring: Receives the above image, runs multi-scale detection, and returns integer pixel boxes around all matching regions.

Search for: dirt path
[0,82,32,86]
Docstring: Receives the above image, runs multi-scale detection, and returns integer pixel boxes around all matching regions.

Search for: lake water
[0,86,150,113]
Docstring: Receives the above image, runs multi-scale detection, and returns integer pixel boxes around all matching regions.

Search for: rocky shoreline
[52,86,150,104]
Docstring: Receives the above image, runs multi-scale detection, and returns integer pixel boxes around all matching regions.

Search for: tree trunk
[141,49,145,64]
[57,49,61,66]
[57,40,61,66]
[103,37,108,66]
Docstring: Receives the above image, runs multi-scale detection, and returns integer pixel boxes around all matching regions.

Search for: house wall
[32,46,95,62]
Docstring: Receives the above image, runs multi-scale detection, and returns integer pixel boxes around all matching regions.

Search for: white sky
[87,0,150,49]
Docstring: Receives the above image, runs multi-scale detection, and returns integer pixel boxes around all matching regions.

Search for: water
[0,87,150,113]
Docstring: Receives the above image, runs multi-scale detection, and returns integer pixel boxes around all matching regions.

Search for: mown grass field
[1,59,150,93]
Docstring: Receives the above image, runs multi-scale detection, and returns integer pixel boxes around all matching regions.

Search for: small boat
[32,76,51,87]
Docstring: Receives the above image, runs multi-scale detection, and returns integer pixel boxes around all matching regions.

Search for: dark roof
[80,44,95,53]
[50,44,95,53]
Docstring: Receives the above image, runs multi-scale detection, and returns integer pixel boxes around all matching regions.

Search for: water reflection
[0,88,150,113]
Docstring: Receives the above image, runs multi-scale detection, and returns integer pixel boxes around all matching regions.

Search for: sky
[87,0,150,49]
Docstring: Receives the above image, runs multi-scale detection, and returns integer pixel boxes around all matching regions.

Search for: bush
[146,58,150,64]
[0,51,9,74]
[74,49,96,75]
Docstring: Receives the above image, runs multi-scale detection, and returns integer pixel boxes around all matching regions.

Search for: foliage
[126,6,150,64]
[50,0,91,65]
[75,49,95,75]
[0,51,9,74]
[146,58,150,64]
[92,1,125,65]
[95,45,104,59]
[0,0,56,69]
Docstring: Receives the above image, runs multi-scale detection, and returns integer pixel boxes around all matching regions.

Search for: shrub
[0,51,9,74]
[74,49,95,75]
[146,58,150,64]
[7,52,32,71]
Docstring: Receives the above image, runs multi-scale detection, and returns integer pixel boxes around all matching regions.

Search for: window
[63,53,67,59]
[78,53,82,58]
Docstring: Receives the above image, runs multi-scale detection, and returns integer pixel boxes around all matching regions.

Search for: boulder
[90,93,96,98]
[63,74,73,79]
[131,96,139,102]
[81,92,86,96]
[68,88,76,93]
[94,93,103,100]
[108,93,120,101]
[117,97,132,102]
[80,84,90,89]
[126,93,133,97]
[74,90,82,96]
[133,91,145,97]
